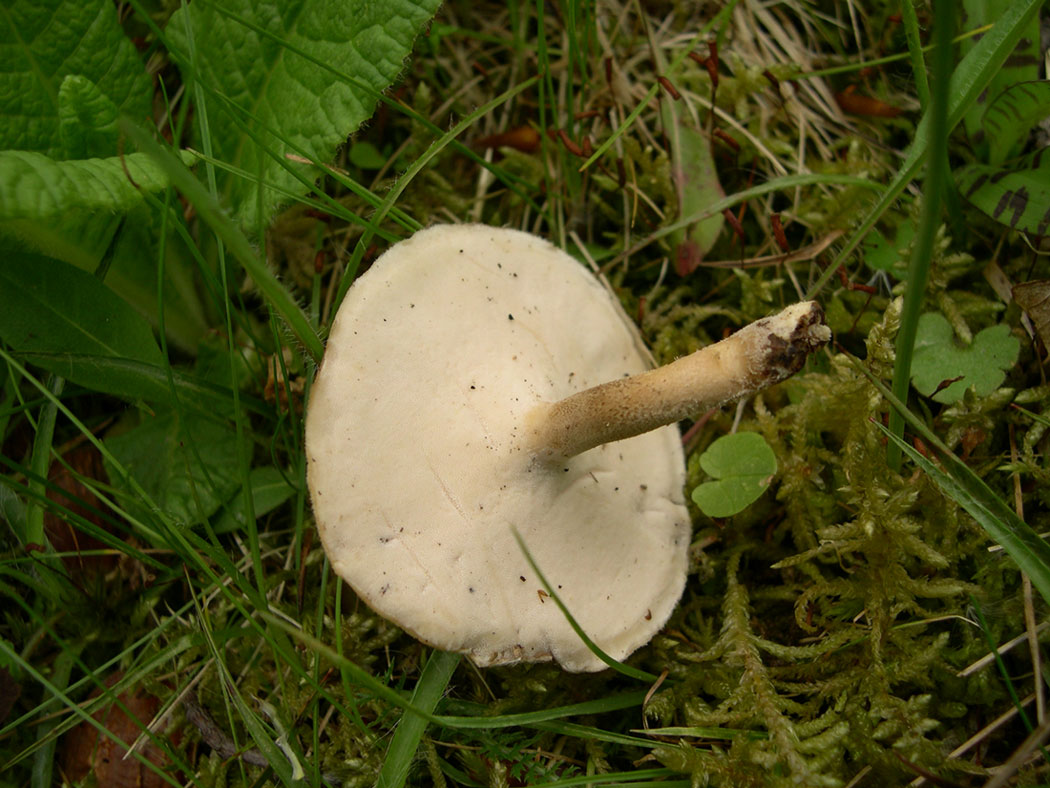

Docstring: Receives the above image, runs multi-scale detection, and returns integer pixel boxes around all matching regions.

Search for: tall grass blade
[120,120,325,362]
[862,365,1050,606]
[376,650,460,788]
[806,0,1045,298]
[885,0,953,471]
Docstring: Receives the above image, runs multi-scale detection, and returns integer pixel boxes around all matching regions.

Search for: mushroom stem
[524,301,831,462]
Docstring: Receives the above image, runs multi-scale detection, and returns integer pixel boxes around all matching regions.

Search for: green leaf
[960,0,1042,155]
[983,81,1050,166]
[0,149,188,271]
[106,409,242,525]
[911,313,1020,403]
[861,220,915,274]
[165,0,442,230]
[0,151,208,353]
[955,147,1050,235]
[661,102,724,274]
[0,150,179,223]
[103,206,210,356]
[376,651,461,788]
[691,432,777,518]
[348,141,388,170]
[57,75,121,160]
[122,120,326,363]
[0,253,230,408]
[213,466,296,534]
[0,0,151,156]
[0,253,165,393]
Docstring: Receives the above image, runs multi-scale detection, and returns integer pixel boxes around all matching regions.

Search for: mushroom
[306,224,829,672]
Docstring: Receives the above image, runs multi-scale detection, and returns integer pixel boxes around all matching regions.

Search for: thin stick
[958,624,1050,677]
[909,695,1036,787]
[1010,423,1045,724]
[982,715,1050,788]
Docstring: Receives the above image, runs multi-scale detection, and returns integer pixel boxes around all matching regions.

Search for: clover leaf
[691,432,777,518]
[911,313,1019,404]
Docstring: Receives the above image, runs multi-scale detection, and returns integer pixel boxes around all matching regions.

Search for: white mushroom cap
[306,224,830,672]
[307,225,688,672]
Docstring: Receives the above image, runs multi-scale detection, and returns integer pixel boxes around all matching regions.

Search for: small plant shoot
[910,312,1020,403]
[691,432,777,518]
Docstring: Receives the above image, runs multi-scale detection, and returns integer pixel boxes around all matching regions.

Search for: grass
[2,0,1050,786]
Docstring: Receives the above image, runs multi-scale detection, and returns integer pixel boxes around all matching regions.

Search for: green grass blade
[1,638,186,788]
[861,364,1050,606]
[331,75,539,313]
[577,0,741,173]
[875,421,1050,606]
[511,527,660,682]
[119,119,325,362]
[29,644,75,788]
[376,650,461,788]
[265,611,651,729]
[23,375,62,556]
[899,0,930,108]
[806,0,1045,299]
[886,0,954,471]
[616,173,882,267]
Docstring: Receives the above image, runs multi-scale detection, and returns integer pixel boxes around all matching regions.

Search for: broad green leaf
[57,75,121,160]
[0,254,165,394]
[955,147,1050,235]
[103,206,210,356]
[377,650,461,788]
[106,409,242,525]
[348,141,389,170]
[166,0,442,230]
[121,120,326,363]
[0,151,208,353]
[213,466,296,534]
[960,0,1042,155]
[911,313,1019,403]
[861,220,915,274]
[0,3,207,353]
[0,149,188,273]
[0,150,178,223]
[0,253,228,407]
[983,81,1050,165]
[691,432,777,518]
[0,0,151,156]
[661,102,724,275]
